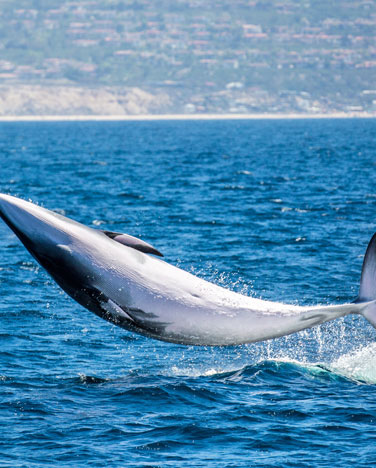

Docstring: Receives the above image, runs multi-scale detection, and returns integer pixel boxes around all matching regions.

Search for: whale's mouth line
[0,208,39,259]
[0,209,15,233]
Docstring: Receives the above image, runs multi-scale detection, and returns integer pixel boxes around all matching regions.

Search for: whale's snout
[0,193,30,231]
[0,193,102,308]
[0,193,72,254]
[0,194,86,250]
[0,194,77,286]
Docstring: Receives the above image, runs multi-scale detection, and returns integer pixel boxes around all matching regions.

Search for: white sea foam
[171,365,226,377]
[328,343,376,384]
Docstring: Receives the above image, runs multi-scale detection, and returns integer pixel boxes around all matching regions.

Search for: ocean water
[1,118,376,467]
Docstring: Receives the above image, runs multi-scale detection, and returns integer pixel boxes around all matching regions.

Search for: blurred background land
[0,0,375,116]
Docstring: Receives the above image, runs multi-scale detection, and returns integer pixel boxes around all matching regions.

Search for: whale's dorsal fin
[101,230,163,257]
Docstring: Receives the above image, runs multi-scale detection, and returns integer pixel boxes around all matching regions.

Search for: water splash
[328,343,376,384]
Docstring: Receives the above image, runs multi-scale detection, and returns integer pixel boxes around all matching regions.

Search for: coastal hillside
[0,0,375,115]
[0,85,171,115]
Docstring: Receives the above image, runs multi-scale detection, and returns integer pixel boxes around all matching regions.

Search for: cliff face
[0,86,172,115]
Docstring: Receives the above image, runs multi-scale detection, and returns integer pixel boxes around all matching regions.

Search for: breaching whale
[0,193,376,346]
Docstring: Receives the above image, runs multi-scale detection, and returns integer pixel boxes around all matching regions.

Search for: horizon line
[0,112,375,122]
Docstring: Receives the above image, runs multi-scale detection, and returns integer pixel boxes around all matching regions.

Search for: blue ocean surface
[1,118,376,467]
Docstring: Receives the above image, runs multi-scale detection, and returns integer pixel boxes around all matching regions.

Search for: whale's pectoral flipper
[80,286,170,340]
[101,230,163,257]
[355,233,376,328]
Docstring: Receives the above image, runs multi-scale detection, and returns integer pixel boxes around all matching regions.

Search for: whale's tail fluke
[356,233,376,328]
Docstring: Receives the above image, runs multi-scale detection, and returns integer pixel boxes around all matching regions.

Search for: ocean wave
[170,349,376,385]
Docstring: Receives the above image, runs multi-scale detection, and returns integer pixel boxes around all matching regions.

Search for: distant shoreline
[0,113,375,122]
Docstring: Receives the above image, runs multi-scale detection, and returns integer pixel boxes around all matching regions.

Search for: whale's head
[0,193,172,340]
[0,194,163,331]
[0,193,104,306]
[0,194,78,254]
[0,193,95,266]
